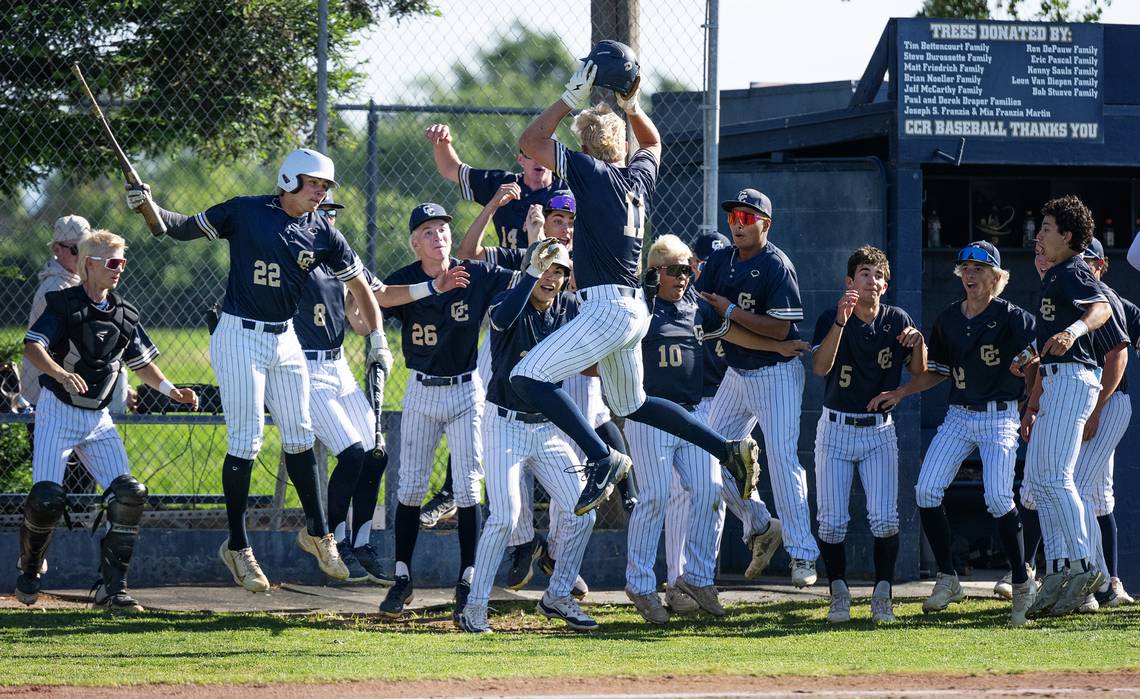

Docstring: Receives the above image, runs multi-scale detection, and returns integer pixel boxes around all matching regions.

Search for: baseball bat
[70,63,166,238]
[368,361,386,458]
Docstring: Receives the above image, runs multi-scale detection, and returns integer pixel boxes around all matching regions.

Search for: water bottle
[927,210,941,248]
[1104,218,1115,248]
[1023,211,1037,248]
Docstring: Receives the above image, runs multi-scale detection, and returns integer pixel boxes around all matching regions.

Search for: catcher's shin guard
[99,475,148,594]
[19,481,67,575]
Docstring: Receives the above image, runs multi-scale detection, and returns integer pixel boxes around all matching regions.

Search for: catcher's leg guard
[19,481,67,575]
[99,475,148,594]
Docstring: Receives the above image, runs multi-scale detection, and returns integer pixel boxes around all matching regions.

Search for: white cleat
[922,572,965,613]
[219,539,270,592]
[790,558,817,588]
[827,581,851,624]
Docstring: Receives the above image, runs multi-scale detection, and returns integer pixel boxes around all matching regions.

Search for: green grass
[1,599,1138,686]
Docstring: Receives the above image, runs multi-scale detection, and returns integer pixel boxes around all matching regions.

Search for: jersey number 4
[253,260,281,287]
[624,192,645,240]
[411,323,438,346]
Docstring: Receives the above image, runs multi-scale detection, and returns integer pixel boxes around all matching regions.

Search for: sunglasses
[87,255,127,271]
[545,194,576,214]
[957,245,998,267]
[659,263,692,278]
[728,209,764,226]
[318,209,337,220]
[56,242,78,255]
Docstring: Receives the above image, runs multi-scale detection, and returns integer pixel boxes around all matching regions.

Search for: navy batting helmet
[584,40,640,95]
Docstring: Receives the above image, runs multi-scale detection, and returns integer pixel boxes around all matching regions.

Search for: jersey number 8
[411,323,438,346]
[253,260,281,287]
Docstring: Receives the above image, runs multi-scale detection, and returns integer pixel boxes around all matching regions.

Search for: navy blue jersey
[1092,284,1130,391]
[812,304,914,413]
[702,337,728,399]
[294,267,382,351]
[1035,256,1106,369]
[486,287,579,412]
[553,142,657,289]
[484,246,525,271]
[927,297,1035,405]
[1121,296,1140,350]
[695,244,803,369]
[641,289,728,407]
[383,259,516,376]
[458,166,568,249]
[192,195,362,322]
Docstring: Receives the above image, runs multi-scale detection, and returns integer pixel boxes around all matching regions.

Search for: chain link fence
[1,0,710,532]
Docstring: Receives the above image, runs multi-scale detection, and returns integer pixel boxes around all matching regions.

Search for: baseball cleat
[994,571,1014,600]
[664,583,699,614]
[419,491,457,528]
[674,578,726,617]
[379,574,414,618]
[91,582,144,614]
[458,604,493,634]
[219,539,270,592]
[537,593,597,632]
[745,518,783,579]
[352,543,395,586]
[506,535,544,590]
[15,573,41,606]
[1050,569,1104,616]
[1077,593,1100,614]
[827,581,851,624]
[721,437,759,500]
[626,588,669,625]
[871,593,895,624]
[1106,577,1134,606]
[536,548,589,599]
[790,558,818,588]
[297,531,349,580]
[336,540,372,583]
[1028,570,1067,616]
[1011,579,1037,626]
[922,572,964,613]
[573,449,633,516]
[571,575,589,600]
[453,577,472,627]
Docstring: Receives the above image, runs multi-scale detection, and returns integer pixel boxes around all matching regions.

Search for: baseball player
[512,50,757,518]
[696,188,820,587]
[626,234,810,624]
[1018,195,1115,617]
[126,149,391,591]
[376,202,518,620]
[459,241,598,633]
[870,242,1037,624]
[291,197,392,584]
[426,123,567,249]
[18,230,198,611]
[812,246,924,624]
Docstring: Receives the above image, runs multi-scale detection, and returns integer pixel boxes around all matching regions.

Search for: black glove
[205,303,221,334]
[642,267,660,311]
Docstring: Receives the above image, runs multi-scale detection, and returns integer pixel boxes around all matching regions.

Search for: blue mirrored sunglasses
[546,195,576,214]
[957,245,998,266]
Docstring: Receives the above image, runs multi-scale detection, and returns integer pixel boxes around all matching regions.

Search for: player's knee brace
[99,475,148,592]
[19,481,67,574]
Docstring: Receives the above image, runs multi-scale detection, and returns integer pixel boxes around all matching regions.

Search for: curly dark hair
[847,245,891,281]
[1042,195,1094,253]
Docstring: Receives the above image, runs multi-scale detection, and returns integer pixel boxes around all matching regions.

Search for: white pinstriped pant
[1023,363,1099,563]
[706,361,819,560]
[813,409,899,543]
[468,408,594,608]
[31,390,130,488]
[210,313,313,458]
[625,412,723,594]
[307,356,376,455]
[915,403,1020,517]
[398,373,483,508]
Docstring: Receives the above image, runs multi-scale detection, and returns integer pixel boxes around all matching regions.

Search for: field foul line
[408,689,1140,699]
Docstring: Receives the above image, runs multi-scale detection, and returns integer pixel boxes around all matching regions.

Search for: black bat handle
[369,362,386,458]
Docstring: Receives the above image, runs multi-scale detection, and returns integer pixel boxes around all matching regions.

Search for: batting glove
[125,183,152,211]
[561,60,597,110]
[526,238,561,277]
[367,330,394,375]
[616,76,642,115]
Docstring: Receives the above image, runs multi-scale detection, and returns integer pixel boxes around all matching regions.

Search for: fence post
[366,99,379,273]
[316,0,329,152]
[702,0,720,233]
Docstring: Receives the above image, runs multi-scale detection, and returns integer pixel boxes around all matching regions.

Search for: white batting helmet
[277,148,337,192]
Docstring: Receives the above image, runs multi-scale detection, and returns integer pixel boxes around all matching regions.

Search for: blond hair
[572,103,626,164]
[953,263,1011,297]
[648,234,692,268]
[77,230,126,282]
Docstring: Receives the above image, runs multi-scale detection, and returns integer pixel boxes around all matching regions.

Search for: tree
[917,0,1112,21]
[0,0,437,195]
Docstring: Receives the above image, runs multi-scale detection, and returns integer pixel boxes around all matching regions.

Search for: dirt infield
[6,672,1140,698]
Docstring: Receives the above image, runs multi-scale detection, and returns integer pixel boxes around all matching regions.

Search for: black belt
[959,401,1011,412]
[416,372,473,387]
[828,412,887,428]
[241,319,288,334]
[496,406,549,424]
[578,286,638,301]
[304,347,342,361]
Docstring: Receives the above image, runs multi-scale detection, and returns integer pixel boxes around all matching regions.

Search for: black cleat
[619,478,639,513]
[379,575,414,618]
[15,573,41,606]
[91,582,144,613]
[336,540,372,583]
[453,577,471,627]
[419,491,458,528]
[352,543,394,586]
[574,449,633,516]
[506,535,546,590]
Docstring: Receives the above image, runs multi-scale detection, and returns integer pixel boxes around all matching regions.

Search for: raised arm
[489,275,539,332]
[812,292,858,377]
[372,266,471,309]
[615,77,662,163]
[425,124,463,183]
[459,183,519,260]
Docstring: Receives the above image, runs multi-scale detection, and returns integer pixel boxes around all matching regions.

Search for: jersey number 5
[624,192,645,240]
[411,323,437,346]
[838,365,853,388]
[253,260,281,287]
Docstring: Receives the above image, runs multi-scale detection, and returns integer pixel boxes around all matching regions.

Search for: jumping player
[512,54,757,517]
[459,241,598,634]
[870,242,1037,625]
[18,230,198,611]
[126,149,388,591]
[812,246,925,624]
[697,188,820,587]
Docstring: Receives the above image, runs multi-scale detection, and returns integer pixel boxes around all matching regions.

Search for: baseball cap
[957,241,1002,268]
[1082,238,1105,261]
[408,202,451,232]
[544,190,576,215]
[693,232,730,260]
[50,215,91,246]
[720,188,773,218]
[318,192,344,211]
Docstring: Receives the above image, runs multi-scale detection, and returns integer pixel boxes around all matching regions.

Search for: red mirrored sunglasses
[87,255,127,271]
[728,209,764,226]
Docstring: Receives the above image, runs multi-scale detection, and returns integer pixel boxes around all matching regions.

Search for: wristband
[834,319,846,328]
[408,281,438,301]
[158,379,176,398]
[1064,320,1089,338]
[368,329,386,350]
[725,303,736,321]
